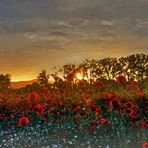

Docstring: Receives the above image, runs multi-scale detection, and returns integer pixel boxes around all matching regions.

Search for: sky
[0,0,148,81]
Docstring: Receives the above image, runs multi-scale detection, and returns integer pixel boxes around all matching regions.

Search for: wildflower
[124,101,134,109]
[84,96,91,104]
[96,112,100,118]
[126,108,134,116]
[59,101,64,106]
[0,101,3,106]
[142,142,148,148]
[100,118,110,125]
[143,120,148,128]
[18,116,30,127]
[52,110,61,115]
[34,104,44,115]
[116,75,127,84]
[109,99,121,108]
[28,92,39,105]
[95,106,101,111]
[132,121,143,129]
[135,85,140,92]
[129,111,141,121]
[140,90,145,97]
[88,104,96,111]
[74,106,81,111]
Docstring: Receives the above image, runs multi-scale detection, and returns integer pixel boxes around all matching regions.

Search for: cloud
[0,0,148,80]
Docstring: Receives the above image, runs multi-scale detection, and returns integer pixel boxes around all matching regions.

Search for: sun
[75,72,83,80]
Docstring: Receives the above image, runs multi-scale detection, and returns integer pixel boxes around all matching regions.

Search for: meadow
[0,76,148,148]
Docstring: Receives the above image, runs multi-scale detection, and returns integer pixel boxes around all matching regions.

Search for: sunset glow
[75,72,83,80]
[11,76,35,82]
[0,0,148,81]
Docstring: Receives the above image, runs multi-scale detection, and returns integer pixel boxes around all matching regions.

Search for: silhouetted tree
[119,53,148,81]
[0,74,11,91]
[51,53,148,83]
[37,70,49,87]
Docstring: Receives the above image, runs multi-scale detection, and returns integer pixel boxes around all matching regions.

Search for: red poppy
[116,75,127,84]
[95,106,101,111]
[52,110,61,115]
[143,120,148,128]
[109,99,121,108]
[132,121,143,129]
[99,118,110,125]
[28,92,39,103]
[84,96,91,104]
[59,101,64,106]
[133,105,140,111]
[124,101,134,109]
[126,108,134,116]
[18,116,30,127]
[88,104,96,111]
[34,104,44,115]
[0,101,3,106]
[142,142,148,148]
[96,112,100,118]
[74,106,81,111]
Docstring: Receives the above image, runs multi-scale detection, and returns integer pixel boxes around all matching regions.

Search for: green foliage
[0,73,11,91]
[37,70,49,87]
[53,53,148,83]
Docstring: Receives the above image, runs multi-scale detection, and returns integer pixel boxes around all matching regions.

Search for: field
[0,77,148,148]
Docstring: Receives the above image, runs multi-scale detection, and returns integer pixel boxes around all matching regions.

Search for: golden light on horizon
[75,72,83,80]
[11,75,35,82]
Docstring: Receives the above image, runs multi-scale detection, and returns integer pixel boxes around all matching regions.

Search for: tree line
[0,53,147,91]
[54,53,148,82]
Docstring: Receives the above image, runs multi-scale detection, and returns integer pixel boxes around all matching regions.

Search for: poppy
[142,142,148,148]
[59,101,64,106]
[74,106,81,111]
[132,121,143,129]
[135,85,140,92]
[88,104,96,111]
[109,99,121,108]
[143,120,148,128]
[34,104,44,115]
[96,112,100,118]
[28,92,39,101]
[116,75,127,84]
[52,110,61,115]
[95,106,101,111]
[18,116,30,127]
[100,118,110,125]
[126,108,134,116]
[124,101,134,109]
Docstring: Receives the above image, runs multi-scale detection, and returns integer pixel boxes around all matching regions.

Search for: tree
[0,74,11,91]
[37,70,49,87]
